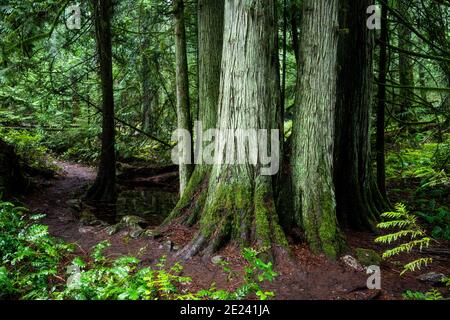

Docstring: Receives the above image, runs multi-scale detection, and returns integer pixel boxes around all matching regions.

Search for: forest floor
[20,160,450,300]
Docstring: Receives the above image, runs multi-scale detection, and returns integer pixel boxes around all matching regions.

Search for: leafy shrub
[403,288,445,300]
[0,201,277,300]
[0,201,74,299]
[403,277,450,301]
[416,206,450,240]
[375,204,450,300]
[375,203,433,275]
[385,142,449,190]
[0,127,56,172]
[54,243,277,300]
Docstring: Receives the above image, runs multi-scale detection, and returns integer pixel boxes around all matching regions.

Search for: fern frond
[376,219,412,230]
[381,238,431,259]
[375,229,425,244]
[401,258,433,275]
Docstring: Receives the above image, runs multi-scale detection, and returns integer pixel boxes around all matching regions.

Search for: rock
[79,209,96,226]
[129,227,144,239]
[211,255,223,265]
[164,240,173,252]
[341,255,364,272]
[355,248,381,267]
[417,272,446,285]
[87,219,107,227]
[78,226,96,234]
[120,215,148,228]
[144,229,162,239]
[106,223,123,236]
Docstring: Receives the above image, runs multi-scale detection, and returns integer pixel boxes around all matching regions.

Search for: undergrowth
[0,200,277,300]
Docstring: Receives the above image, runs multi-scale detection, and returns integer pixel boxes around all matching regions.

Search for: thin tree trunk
[168,0,224,225]
[376,2,388,200]
[280,0,287,112]
[174,0,193,195]
[292,0,343,258]
[290,0,300,65]
[141,36,151,133]
[398,0,414,119]
[85,0,117,203]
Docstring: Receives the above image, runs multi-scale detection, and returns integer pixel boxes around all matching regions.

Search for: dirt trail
[20,160,449,300]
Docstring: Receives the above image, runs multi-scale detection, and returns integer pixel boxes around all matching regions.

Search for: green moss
[165,168,209,224]
[301,173,343,259]
[355,248,381,266]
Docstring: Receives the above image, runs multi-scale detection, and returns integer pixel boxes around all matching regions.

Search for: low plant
[0,201,278,300]
[375,203,433,275]
[54,243,277,300]
[0,201,74,299]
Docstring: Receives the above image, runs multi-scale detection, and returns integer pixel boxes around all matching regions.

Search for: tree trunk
[376,2,388,200]
[0,139,27,198]
[167,0,224,225]
[291,0,343,258]
[85,0,117,203]
[174,0,193,195]
[141,39,151,133]
[175,0,287,260]
[280,0,287,112]
[290,0,300,65]
[397,0,414,119]
[334,0,386,230]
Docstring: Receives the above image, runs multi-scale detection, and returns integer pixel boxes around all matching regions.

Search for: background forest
[0,0,449,301]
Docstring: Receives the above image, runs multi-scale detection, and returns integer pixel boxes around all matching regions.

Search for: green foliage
[403,277,450,300]
[55,245,277,301]
[375,203,433,275]
[385,142,449,190]
[0,126,56,172]
[197,248,278,300]
[403,289,445,300]
[0,201,74,299]
[416,205,450,240]
[0,201,278,300]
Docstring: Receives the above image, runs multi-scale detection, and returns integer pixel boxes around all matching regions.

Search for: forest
[0,0,449,303]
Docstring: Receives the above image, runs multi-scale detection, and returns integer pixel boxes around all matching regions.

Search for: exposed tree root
[172,166,288,261]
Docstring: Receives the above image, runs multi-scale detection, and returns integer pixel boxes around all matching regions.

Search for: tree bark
[174,0,193,195]
[334,0,386,230]
[291,0,343,258]
[397,0,414,118]
[175,0,287,260]
[290,0,300,65]
[85,0,117,204]
[376,2,388,200]
[0,139,28,198]
[167,0,224,225]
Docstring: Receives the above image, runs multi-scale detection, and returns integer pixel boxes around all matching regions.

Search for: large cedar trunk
[334,0,386,230]
[175,0,287,260]
[291,0,343,258]
[167,0,224,225]
[85,0,117,203]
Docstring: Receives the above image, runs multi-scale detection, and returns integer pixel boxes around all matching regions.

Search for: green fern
[375,203,433,275]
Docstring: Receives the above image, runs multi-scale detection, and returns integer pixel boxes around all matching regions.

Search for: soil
[20,160,450,300]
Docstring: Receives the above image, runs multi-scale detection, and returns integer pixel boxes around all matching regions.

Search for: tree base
[169,168,288,261]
